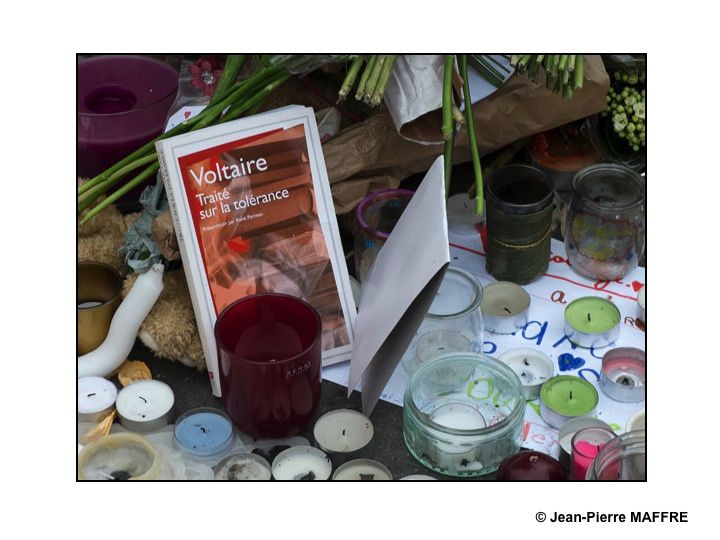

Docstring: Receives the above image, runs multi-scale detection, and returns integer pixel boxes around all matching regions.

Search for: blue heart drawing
[558,353,586,372]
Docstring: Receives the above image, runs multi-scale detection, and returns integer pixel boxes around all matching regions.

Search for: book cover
[157,106,356,396]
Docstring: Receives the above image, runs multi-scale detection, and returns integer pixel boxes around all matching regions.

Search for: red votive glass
[215,293,322,438]
[496,451,567,481]
[571,426,617,480]
[77,55,178,206]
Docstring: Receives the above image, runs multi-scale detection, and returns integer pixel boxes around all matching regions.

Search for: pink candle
[571,427,616,480]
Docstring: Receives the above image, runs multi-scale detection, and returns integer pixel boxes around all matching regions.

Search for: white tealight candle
[427,403,486,471]
[498,348,554,400]
[446,194,483,236]
[313,409,374,458]
[78,376,118,422]
[332,459,392,480]
[271,446,332,480]
[214,453,272,481]
[481,282,531,334]
[116,380,175,433]
[431,403,487,430]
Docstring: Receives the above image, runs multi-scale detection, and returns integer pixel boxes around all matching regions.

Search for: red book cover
[157,106,356,396]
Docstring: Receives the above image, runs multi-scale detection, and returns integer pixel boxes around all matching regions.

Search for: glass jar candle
[401,267,484,375]
[485,164,554,284]
[354,189,414,282]
[571,426,617,480]
[586,429,646,480]
[565,163,646,280]
[403,353,525,477]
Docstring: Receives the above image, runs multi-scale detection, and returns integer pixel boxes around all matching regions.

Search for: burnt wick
[569,391,573,400]
[587,313,592,322]
[342,429,346,436]
[503,307,512,314]
[522,359,530,366]
[138,396,147,403]
[359,473,375,481]
[87,393,96,397]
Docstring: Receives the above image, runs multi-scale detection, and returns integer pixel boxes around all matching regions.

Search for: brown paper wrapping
[323,55,609,214]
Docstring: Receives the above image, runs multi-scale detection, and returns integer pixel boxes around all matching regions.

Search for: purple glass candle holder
[77,55,178,192]
[215,293,322,438]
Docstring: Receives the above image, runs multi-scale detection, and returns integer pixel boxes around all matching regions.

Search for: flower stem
[363,55,386,104]
[370,55,396,106]
[80,163,160,224]
[355,55,377,101]
[459,55,484,215]
[220,74,290,123]
[209,55,246,107]
[339,56,364,100]
[442,55,455,141]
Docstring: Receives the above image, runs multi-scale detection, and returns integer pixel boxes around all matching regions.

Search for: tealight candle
[481,282,531,334]
[626,410,645,433]
[271,446,332,480]
[425,403,487,471]
[557,416,613,470]
[636,286,646,327]
[498,348,554,400]
[332,459,392,481]
[313,409,374,464]
[173,407,234,460]
[496,451,567,481]
[599,347,646,403]
[400,474,436,480]
[78,376,118,422]
[78,432,162,480]
[571,426,616,480]
[540,376,599,429]
[214,453,272,481]
[563,296,621,349]
[116,379,174,432]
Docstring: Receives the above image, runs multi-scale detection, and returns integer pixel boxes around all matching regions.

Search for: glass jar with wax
[540,376,599,429]
[564,296,621,349]
[403,353,525,477]
[354,189,414,282]
[571,426,617,480]
[401,267,484,375]
[586,429,646,480]
[565,163,646,280]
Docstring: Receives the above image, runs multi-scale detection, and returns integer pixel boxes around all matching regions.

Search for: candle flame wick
[138,396,147,403]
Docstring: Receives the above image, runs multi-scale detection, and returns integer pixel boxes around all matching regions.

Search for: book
[156,106,357,396]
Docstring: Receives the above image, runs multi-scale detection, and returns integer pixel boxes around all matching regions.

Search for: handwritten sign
[323,233,645,458]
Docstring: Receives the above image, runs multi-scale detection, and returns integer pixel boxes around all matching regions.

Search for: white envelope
[348,156,451,415]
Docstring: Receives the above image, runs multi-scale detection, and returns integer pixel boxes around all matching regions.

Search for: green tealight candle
[539,376,599,429]
[564,296,621,348]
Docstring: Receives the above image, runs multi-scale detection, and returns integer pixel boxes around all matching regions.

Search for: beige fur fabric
[122,270,206,371]
[78,179,206,370]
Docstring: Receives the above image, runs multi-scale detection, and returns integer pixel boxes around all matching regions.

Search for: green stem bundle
[511,54,585,99]
[339,55,397,107]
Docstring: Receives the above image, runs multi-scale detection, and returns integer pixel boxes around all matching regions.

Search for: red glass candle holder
[571,426,617,480]
[215,293,322,438]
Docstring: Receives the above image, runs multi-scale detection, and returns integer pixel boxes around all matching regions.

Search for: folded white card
[348,156,451,415]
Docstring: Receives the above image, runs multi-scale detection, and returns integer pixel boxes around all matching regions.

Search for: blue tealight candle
[174,408,234,458]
